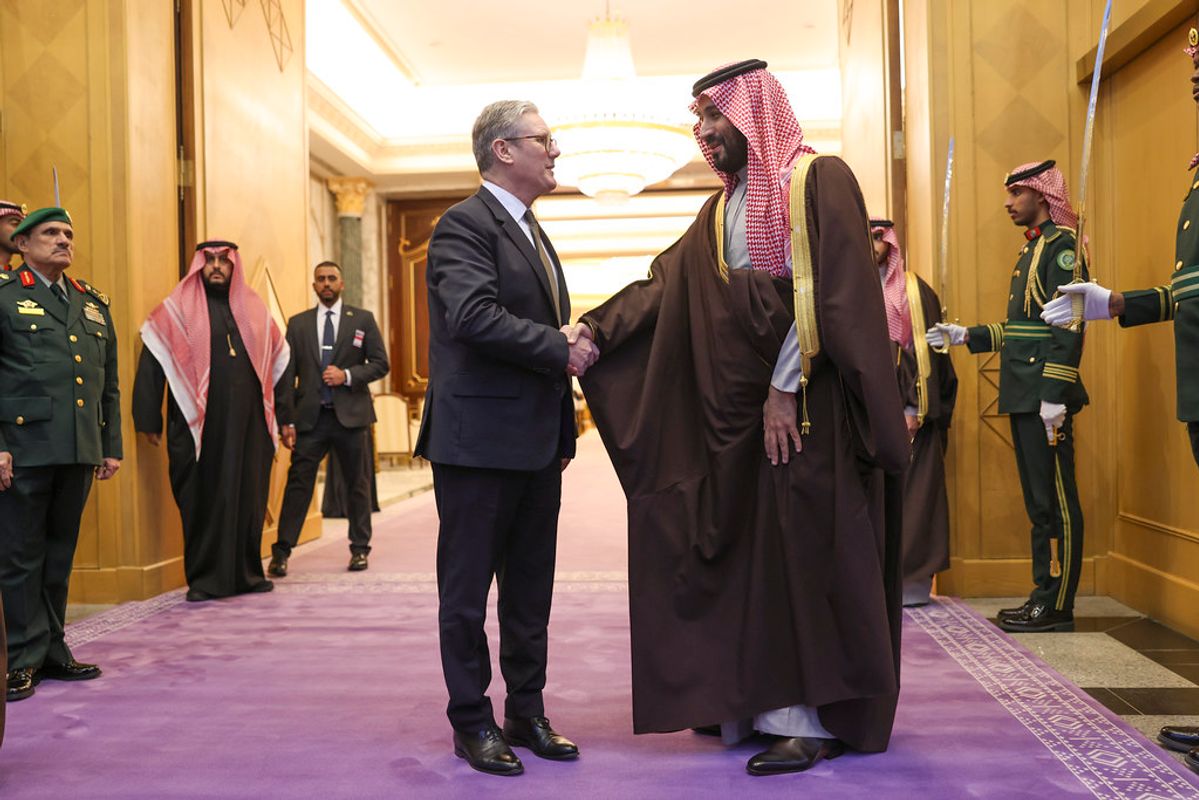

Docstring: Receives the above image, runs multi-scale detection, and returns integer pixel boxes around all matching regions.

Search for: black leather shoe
[6,668,35,702]
[38,659,101,682]
[997,603,1074,633]
[453,725,524,776]
[747,736,845,776]
[1186,747,1199,776]
[267,556,288,578]
[997,599,1034,620]
[1159,725,1199,752]
[186,588,214,602]
[503,716,579,760]
[247,580,275,593]
[348,553,368,571]
[691,724,722,737]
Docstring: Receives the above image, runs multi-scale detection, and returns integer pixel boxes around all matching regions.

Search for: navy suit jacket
[414,187,576,470]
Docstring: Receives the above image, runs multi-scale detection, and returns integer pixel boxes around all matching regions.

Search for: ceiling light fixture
[551,8,696,204]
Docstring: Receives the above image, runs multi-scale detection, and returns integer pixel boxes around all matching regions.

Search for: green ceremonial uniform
[0,263,121,671]
[965,221,1087,612]
[1118,174,1199,465]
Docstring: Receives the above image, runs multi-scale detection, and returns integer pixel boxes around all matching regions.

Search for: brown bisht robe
[580,156,910,752]
[896,277,958,589]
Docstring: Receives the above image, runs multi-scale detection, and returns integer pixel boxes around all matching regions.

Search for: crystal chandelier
[552,12,696,204]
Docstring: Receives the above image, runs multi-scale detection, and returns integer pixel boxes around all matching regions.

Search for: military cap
[1004,160,1055,186]
[692,59,768,97]
[196,240,238,251]
[12,207,72,238]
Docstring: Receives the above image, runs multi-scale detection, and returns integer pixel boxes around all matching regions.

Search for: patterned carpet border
[65,571,628,646]
[909,599,1199,800]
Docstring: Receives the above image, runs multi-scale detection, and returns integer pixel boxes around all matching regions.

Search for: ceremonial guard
[0,200,25,268]
[928,161,1087,633]
[1041,25,1199,770]
[0,207,122,701]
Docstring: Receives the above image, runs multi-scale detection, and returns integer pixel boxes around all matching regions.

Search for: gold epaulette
[83,281,110,306]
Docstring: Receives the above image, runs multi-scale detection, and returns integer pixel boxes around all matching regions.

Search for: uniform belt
[1171,264,1199,304]
[1004,321,1053,340]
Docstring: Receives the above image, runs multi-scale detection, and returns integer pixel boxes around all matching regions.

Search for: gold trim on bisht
[714,192,730,283]
[789,153,828,434]
[905,271,931,425]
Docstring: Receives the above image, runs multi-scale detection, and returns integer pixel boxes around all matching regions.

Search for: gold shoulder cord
[714,192,730,283]
[790,154,825,434]
[905,271,931,424]
[1023,235,1050,316]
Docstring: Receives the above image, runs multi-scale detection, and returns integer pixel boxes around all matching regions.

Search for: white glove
[925,323,967,348]
[1041,282,1111,327]
[1040,400,1067,444]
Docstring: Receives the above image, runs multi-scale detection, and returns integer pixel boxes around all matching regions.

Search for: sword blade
[52,165,60,208]
[938,137,955,305]
[1075,0,1113,261]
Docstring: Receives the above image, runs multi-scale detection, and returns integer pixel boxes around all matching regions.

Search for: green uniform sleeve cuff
[1119,286,1173,328]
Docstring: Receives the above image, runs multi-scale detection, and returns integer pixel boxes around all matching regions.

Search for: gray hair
[472,100,539,173]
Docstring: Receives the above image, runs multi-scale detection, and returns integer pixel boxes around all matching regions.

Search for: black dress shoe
[38,659,101,682]
[247,580,275,593]
[1186,747,1199,776]
[503,716,579,760]
[6,668,35,702]
[348,553,368,571]
[691,724,722,737]
[747,736,845,776]
[267,556,288,578]
[1159,725,1199,752]
[186,588,215,602]
[997,603,1074,633]
[453,725,524,776]
[997,599,1034,620]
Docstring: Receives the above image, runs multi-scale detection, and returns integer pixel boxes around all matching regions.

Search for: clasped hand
[561,323,600,377]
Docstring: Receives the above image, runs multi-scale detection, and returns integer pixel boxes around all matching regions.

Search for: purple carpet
[3,433,1198,799]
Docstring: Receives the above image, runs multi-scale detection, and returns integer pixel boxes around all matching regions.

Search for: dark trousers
[1010,412,1084,612]
[274,408,372,558]
[433,461,561,732]
[0,464,93,670]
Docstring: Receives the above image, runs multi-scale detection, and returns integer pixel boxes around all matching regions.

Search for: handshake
[561,322,600,377]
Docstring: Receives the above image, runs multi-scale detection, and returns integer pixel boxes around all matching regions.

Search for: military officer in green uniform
[1042,27,1199,771]
[0,207,122,701]
[927,160,1087,633]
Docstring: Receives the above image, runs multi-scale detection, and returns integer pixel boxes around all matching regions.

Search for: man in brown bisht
[871,218,957,607]
[570,60,910,776]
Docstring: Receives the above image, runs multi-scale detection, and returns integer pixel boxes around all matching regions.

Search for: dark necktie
[524,210,561,324]
[50,282,68,306]
[320,309,335,406]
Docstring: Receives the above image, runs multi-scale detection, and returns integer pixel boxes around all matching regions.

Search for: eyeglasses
[503,133,557,154]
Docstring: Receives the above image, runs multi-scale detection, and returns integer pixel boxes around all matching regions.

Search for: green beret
[12,207,72,238]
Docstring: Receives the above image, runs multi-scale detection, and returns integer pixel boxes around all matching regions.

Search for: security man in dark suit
[270,260,388,574]
[415,100,597,776]
[927,160,1087,634]
[0,207,122,701]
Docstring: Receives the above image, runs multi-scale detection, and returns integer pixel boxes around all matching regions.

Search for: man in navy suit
[271,261,388,574]
[415,100,597,776]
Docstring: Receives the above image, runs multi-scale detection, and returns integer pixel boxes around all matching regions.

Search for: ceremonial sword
[932,137,955,353]
[52,165,60,207]
[1066,0,1114,332]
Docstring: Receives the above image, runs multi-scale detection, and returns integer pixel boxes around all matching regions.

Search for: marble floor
[964,595,1199,766]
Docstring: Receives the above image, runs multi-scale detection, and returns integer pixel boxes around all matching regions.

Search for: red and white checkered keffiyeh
[1006,162,1078,230]
[691,65,815,278]
[871,223,911,348]
[140,244,290,458]
[0,201,24,221]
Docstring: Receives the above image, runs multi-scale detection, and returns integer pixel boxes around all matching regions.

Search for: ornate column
[326,177,373,307]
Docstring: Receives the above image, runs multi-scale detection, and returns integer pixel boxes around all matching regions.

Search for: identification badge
[16,300,44,316]
[84,301,106,325]
[353,329,365,348]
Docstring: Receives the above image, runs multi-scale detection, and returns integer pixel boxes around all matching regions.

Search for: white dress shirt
[481,180,559,283]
